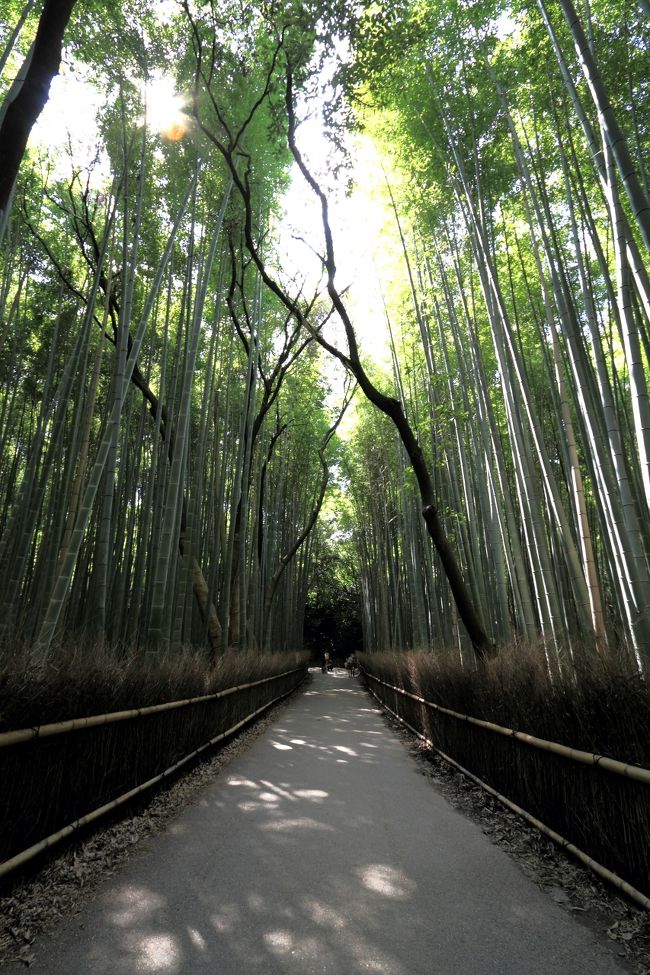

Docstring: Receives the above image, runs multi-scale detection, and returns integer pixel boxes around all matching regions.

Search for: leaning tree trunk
[0,0,78,219]
[194,69,496,661]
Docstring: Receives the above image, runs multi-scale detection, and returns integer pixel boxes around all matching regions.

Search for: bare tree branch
[185,27,493,657]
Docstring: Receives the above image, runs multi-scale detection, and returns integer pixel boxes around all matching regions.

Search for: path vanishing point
[6,670,629,974]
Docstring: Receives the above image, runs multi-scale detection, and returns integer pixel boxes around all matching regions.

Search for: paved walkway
[7,671,628,974]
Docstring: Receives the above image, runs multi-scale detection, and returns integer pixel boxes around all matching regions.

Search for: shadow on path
[10,670,629,975]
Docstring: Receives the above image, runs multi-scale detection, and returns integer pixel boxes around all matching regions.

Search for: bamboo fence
[0,667,305,747]
[0,666,306,879]
[363,668,650,912]
[362,670,650,783]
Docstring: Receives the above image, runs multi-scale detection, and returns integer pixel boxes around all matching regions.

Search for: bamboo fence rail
[0,666,305,747]
[365,679,650,912]
[362,669,650,784]
[0,666,307,879]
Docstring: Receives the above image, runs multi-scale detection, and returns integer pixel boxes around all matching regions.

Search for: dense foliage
[343,0,650,667]
[1,0,649,673]
[0,0,355,662]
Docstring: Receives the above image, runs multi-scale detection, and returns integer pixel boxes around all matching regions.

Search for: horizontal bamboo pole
[367,683,650,913]
[0,672,306,879]
[362,669,650,785]
[0,666,306,748]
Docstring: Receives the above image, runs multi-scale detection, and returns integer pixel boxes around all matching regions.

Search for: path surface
[7,671,627,974]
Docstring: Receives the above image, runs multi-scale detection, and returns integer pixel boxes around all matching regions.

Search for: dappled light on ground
[80,672,421,974]
[133,932,179,972]
[22,670,626,975]
[358,865,417,900]
[186,927,207,951]
[260,816,334,832]
[107,886,164,928]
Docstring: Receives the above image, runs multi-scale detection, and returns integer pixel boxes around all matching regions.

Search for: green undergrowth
[360,643,650,897]
[0,641,309,732]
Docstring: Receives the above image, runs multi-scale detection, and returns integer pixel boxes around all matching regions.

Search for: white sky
[277,119,394,365]
[32,71,103,147]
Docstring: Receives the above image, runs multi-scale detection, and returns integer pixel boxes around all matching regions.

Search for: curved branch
[186,28,493,658]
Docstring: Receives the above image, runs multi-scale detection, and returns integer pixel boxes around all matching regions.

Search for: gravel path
[1,670,635,973]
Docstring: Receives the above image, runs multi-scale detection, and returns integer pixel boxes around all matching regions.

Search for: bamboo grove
[345,0,650,670]
[0,0,353,662]
[0,0,649,675]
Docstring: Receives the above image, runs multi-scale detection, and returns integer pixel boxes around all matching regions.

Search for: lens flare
[143,76,189,141]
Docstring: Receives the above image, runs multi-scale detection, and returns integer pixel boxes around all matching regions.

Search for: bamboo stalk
[0,672,306,879]
[0,666,306,747]
[362,670,650,785]
[367,683,650,912]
